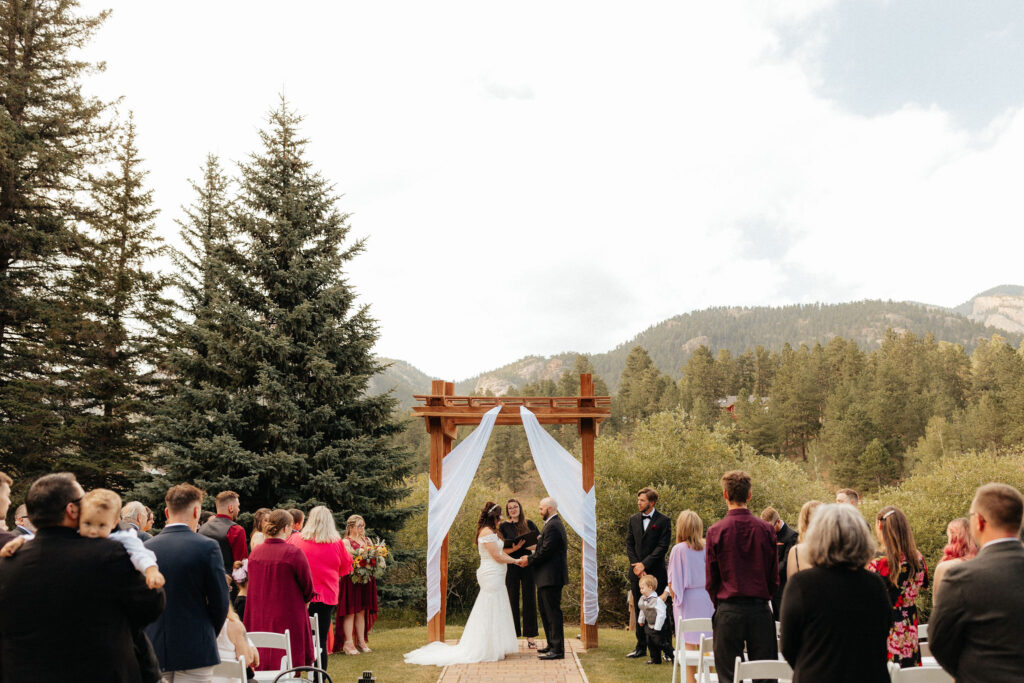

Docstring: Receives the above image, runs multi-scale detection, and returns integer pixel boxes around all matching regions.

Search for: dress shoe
[646,660,662,665]
[625,649,645,659]
[536,647,551,654]
[663,652,674,663]
[538,652,564,660]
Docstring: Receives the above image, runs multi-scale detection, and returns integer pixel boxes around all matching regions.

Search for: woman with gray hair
[779,504,891,682]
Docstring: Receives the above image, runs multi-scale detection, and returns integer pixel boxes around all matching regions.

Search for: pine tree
[147,101,413,540]
[0,0,111,485]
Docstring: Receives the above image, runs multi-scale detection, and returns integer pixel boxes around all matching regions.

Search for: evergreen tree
[146,101,413,539]
[0,0,110,485]
[613,346,674,426]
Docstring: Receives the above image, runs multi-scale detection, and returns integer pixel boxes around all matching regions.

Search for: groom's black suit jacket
[626,508,671,587]
[528,514,568,587]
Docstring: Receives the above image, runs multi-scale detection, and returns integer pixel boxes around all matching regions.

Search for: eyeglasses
[68,496,83,506]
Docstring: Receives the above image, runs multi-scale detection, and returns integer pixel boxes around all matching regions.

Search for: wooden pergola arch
[413,374,610,649]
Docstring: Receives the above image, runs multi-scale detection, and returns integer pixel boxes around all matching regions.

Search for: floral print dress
[867,554,929,668]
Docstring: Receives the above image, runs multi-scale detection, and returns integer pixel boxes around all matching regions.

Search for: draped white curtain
[520,407,599,626]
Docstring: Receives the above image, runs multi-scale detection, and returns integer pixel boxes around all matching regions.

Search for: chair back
[273,667,332,683]
[248,629,292,671]
[733,656,793,682]
[917,624,928,640]
[889,666,953,683]
[675,618,715,683]
[310,613,322,661]
[697,633,716,683]
[211,655,247,682]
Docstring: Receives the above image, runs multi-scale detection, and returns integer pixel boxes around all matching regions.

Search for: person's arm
[705,529,720,606]
[112,529,165,588]
[108,543,165,630]
[778,573,803,667]
[481,532,518,565]
[653,598,666,630]
[786,544,799,579]
[764,526,780,596]
[226,524,249,562]
[928,571,966,675]
[204,541,231,631]
[626,516,639,564]
[642,517,671,573]
[527,526,556,567]
[931,560,950,601]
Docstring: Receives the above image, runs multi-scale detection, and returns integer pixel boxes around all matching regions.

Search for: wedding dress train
[404,533,519,666]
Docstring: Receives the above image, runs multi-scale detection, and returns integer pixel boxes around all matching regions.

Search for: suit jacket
[626,509,671,585]
[929,539,1024,683]
[144,525,230,672]
[528,514,568,587]
[12,526,32,538]
[124,521,152,543]
[0,526,165,683]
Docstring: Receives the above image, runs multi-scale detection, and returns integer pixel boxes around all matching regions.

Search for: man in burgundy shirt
[705,470,779,683]
[197,490,248,575]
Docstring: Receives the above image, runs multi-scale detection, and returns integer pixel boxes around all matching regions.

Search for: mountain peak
[954,285,1024,333]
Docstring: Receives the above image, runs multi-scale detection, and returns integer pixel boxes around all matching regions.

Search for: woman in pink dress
[293,506,352,670]
[243,509,315,671]
[666,510,714,683]
[333,514,379,655]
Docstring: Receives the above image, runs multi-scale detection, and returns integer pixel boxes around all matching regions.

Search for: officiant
[499,498,540,648]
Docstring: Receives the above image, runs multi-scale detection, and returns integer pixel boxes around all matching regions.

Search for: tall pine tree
[147,101,413,539]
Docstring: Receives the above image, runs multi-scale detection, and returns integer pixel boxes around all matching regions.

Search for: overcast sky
[77,1,1024,381]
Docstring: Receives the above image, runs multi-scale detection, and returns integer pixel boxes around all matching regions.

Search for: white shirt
[642,508,656,532]
[637,593,666,630]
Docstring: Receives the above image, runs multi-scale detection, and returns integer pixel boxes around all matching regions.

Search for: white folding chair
[211,654,247,682]
[697,633,718,683]
[917,624,928,640]
[674,617,714,683]
[248,629,293,681]
[309,614,322,665]
[733,655,793,683]
[889,665,953,682]
[916,623,932,658]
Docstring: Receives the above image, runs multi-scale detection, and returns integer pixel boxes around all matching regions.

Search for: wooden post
[579,374,599,649]
[426,380,452,643]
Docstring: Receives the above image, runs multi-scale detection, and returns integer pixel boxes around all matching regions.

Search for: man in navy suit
[145,484,229,682]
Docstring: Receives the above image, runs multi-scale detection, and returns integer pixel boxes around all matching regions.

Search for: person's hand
[145,566,166,589]
[526,544,537,552]
[0,536,26,557]
[517,556,529,567]
[632,562,645,577]
[511,539,525,552]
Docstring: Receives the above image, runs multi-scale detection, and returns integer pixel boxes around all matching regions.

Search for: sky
[77,1,1024,381]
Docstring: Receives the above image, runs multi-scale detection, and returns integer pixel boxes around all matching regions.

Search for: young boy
[637,574,669,665]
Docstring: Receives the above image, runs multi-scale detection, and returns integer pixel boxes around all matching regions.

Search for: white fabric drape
[426,405,502,622]
[520,406,600,626]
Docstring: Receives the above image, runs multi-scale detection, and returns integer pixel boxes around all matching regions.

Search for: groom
[518,496,568,660]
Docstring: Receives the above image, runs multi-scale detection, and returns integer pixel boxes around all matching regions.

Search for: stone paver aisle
[438,639,589,683]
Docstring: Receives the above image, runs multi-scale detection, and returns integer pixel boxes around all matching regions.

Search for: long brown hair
[876,505,922,585]
[506,498,529,536]
[476,501,504,544]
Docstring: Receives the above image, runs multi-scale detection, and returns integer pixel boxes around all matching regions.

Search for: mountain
[372,289,1024,400]
[368,358,438,411]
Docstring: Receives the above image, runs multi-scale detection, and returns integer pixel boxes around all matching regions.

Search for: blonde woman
[293,506,352,667]
[786,500,823,579]
[666,510,714,683]
[333,514,379,655]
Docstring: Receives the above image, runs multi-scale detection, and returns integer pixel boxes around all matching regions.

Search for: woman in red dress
[243,509,315,670]
[333,514,379,655]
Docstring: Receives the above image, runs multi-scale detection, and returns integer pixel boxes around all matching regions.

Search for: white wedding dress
[404,533,519,666]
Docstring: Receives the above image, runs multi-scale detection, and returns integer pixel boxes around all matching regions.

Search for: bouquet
[350,538,389,584]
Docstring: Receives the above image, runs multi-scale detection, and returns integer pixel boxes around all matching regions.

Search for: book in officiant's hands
[504,530,540,549]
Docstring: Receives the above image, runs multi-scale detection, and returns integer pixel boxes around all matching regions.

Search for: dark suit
[0,526,165,683]
[12,526,32,537]
[626,508,671,652]
[929,539,1024,683]
[144,524,230,673]
[773,521,799,615]
[528,513,568,654]
[124,521,152,543]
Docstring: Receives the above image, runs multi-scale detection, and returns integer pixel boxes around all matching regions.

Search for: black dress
[499,519,539,638]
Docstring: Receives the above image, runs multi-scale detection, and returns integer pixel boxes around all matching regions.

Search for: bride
[405,501,521,665]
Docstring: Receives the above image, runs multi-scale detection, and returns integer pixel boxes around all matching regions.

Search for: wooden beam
[426,381,448,643]
[579,374,599,649]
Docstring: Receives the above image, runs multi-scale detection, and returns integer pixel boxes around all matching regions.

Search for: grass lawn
[322,622,680,683]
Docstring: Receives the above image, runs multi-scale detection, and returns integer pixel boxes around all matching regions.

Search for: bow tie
[642,514,651,519]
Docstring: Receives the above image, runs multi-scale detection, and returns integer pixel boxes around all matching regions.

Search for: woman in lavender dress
[666,510,714,683]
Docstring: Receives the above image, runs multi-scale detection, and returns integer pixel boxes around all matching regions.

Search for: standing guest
[835,488,860,506]
[666,510,714,683]
[250,507,271,550]
[333,514,379,654]
[867,505,929,669]
[244,509,315,671]
[198,490,249,575]
[231,560,249,620]
[142,506,155,535]
[931,516,979,599]
[0,472,165,682]
[499,498,540,648]
[13,504,35,538]
[145,483,230,682]
[0,471,13,546]
[930,483,1024,683]
[289,508,304,535]
[780,504,891,683]
[625,487,673,662]
[705,470,778,683]
[199,510,215,527]
[121,501,151,542]
[293,506,352,671]
[786,500,823,579]
[760,506,798,615]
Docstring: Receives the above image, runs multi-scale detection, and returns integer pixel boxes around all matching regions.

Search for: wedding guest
[931,516,978,600]
[232,560,249,620]
[835,488,860,506]
[289,508,304,535]
[145,483,230,681]
[780,504,891,683]
[786,500,823,579]
[250,507,271,550]
[293,506,352,670]
[666,510,713,683]
[199,510,214,527]
[0,471,13,547]
[499,498,540,648]
[244,509,315,670]
[705,470,778,683]
[199,490,249,575]
[625,487,673,662]
[0,472,165,682]
[214,604,259,683]
[867,505,929,668]
[142,506,155,534]
[13,503,36,538]
[760,506,798,615]
[930,483,1024,682]
[333,514,379,654]
[121,501,151,541]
